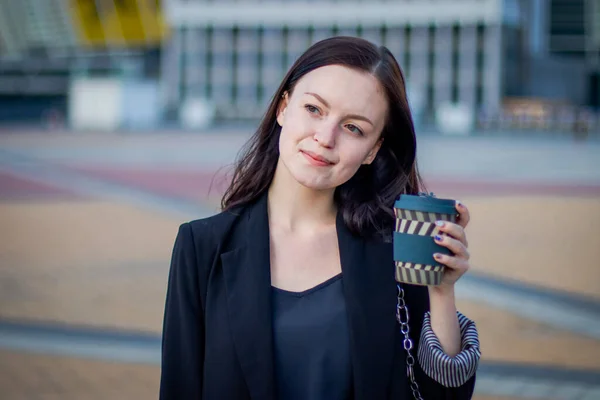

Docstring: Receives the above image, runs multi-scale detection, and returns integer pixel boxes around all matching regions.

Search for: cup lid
[394,193,457,215]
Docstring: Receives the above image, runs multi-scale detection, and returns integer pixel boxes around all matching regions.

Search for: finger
[434,234,470,260]
[433,253,470,272]
[435,220,468,248]
[455,200,470,229]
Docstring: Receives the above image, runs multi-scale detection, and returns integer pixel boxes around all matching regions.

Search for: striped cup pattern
[394,207,457,286]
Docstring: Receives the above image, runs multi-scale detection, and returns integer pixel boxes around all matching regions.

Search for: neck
[267,159,337,233]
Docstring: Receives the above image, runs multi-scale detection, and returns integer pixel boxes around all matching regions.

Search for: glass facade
[164,23,499,119]
[161,0,505,119]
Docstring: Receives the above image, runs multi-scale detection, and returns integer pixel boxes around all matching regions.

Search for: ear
[363,138,383,165]
[276,92,289,127]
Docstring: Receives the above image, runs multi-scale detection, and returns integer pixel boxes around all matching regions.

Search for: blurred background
[0,0,599,399]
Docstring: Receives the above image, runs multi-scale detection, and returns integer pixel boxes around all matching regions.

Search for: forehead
[293,65,387,122]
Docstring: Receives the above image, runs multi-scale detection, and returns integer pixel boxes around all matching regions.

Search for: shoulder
[178,207,242,252]
[169,208,244,289]
[187,208,240,237]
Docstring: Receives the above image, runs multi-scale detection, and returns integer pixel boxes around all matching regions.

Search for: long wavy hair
[221,36,426,239]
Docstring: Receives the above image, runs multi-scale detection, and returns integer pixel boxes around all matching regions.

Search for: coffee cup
[393,192,459,286]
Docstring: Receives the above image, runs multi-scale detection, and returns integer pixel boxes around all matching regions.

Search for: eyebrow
[304,92,374,126]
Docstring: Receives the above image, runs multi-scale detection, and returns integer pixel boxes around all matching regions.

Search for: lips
[301,150,334,166]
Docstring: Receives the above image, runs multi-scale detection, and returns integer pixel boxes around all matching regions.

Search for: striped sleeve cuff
[417,311,481,388]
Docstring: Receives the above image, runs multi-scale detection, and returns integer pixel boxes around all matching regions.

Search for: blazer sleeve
[159,222,207,400]
[404,284,477,400]
[417,311,480,387]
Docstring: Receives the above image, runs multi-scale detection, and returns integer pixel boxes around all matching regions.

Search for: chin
[293,171,335,191]
[286,164,336,191]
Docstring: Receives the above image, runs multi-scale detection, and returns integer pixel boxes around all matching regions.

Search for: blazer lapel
[337,214,403,399]
[221,194,275,400]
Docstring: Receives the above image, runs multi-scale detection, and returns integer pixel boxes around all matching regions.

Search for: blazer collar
[221,193,276,399]
[221,193,401,400]
[336,212,401,399]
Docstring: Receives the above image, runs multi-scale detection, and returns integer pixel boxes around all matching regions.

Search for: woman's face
[276,64,388,191]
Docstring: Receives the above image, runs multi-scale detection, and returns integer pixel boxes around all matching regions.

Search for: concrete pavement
[1,130,599,399]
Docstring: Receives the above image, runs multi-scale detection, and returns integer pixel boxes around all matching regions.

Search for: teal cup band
[393,231,452,266]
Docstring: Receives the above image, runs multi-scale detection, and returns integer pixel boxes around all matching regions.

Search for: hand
[431,201,471,292]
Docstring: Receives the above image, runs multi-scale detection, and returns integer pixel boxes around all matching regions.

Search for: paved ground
[0,350,530,400]
[0,350,159,400]
[0,130,599,399]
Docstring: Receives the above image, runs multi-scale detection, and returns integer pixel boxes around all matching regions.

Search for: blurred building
[547,0,600,109]
[494,0,598,133]
[0,0,167,125]
[0,0,598,131]
[503,0,591,106]
[160,0,599,126]
[162,0,505,122]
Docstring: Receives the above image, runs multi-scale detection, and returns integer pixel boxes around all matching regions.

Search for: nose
[313,123,337,148]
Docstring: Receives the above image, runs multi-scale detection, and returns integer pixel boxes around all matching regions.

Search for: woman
[160,36,481,400]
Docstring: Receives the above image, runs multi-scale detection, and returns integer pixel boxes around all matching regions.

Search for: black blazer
[160,193,476,399]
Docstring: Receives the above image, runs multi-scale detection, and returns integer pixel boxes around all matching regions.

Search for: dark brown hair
[221,36,425,239]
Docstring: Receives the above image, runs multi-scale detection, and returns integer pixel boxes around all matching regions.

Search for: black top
[272,274,352,400]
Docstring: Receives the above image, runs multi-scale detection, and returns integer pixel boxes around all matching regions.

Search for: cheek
[279,113,313,149]
[278,127,302,157]
[322,146,369,185]
[339,143,374,169]
[278,131,303,169]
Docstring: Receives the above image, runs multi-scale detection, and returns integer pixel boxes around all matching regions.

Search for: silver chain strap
[396,284,425,400]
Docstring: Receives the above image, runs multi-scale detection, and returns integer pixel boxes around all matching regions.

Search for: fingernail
[434,235,443,242]
[433,253,442,259]
[435,220,444,227]
[456,201,464,208]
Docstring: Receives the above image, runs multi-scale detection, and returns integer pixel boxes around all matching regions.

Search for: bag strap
[396,284,425,400]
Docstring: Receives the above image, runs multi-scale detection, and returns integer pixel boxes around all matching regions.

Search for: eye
[345,123,364,136]
[304,104,321,115]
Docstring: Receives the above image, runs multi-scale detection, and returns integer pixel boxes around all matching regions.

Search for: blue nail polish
[434,235,442,241]
[435,220,444,227]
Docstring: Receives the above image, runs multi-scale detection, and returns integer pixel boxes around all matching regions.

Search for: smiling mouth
[301,150,334,166]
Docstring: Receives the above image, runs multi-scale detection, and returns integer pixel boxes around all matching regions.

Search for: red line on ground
[59,165,600,200]
[0,171,84,201]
